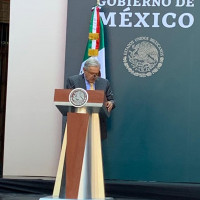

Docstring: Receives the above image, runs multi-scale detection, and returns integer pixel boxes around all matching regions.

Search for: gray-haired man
[66,57,115,139]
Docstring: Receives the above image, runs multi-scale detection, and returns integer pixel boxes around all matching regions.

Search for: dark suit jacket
[66,74,115,139]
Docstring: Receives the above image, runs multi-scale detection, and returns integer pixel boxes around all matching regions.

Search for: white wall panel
[3,0,68,176]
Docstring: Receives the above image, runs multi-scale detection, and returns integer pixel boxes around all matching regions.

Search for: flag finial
[97,0,100,5]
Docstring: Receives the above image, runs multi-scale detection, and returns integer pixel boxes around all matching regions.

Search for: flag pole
[97,0,100,5]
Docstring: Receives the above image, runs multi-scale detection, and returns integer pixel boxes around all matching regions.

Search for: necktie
[90,83,94,90]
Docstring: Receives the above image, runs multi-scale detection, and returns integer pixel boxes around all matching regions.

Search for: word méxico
[100,12,194,28]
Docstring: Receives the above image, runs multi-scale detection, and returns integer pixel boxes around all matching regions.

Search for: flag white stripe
[97,48,106,78]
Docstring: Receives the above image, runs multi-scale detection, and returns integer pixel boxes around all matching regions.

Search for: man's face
[83,66,100,83]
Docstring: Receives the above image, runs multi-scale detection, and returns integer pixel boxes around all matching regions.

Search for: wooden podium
[52,89,109,200]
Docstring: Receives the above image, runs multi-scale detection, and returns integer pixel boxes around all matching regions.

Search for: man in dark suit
[66,57,115,139]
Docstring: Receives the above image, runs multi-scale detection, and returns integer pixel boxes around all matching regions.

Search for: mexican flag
[79,6,106,78]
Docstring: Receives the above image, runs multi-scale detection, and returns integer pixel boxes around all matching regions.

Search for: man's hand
[106,101,113,112]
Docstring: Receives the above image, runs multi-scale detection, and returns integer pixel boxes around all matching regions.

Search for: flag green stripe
[83,41,90,61]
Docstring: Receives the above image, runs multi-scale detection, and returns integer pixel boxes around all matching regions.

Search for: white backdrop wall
[3,0,68,176]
